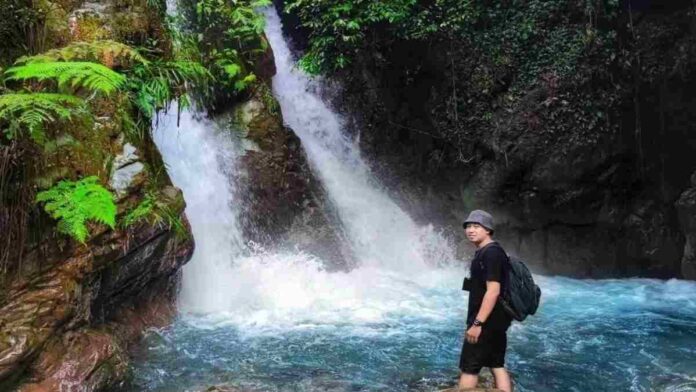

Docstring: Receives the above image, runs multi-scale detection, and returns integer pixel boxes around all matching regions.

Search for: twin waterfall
[153,8,456,328]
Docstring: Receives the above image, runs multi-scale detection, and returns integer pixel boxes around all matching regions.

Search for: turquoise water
[124,275,696,391]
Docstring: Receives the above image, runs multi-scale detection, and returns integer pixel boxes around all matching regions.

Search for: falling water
[153,110,246,314]
[264,8,454,272]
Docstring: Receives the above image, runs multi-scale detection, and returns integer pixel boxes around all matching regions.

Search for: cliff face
[1,199,193,391]
[277,1,696,278]
[0,0,196,390]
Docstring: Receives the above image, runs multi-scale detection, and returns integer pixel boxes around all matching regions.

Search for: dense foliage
[285,0,620,86]
[0,0,73,63]
[123,191,188,238]
[0,0,269,250]
[177,0,270,102]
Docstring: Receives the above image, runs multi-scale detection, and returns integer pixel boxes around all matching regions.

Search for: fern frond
[5,62,126,95]
[122,193,155,227]
[128,60,211,117]
[17,41,149,67]
[0,93,86,142]
[36,176,117,243]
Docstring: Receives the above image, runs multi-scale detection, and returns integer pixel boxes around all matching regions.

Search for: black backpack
[499,256,541,322]
[480,245,541,322]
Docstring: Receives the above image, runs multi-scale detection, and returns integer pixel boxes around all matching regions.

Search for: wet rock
[254,37,277,82]
[110,142,146,198]
[0,0,194,389]
[676,173,696,279]
[440,389,503,392]
[230,86,349,267]
[17,329,129,392]
[1,212,193,390]
[203,386,243,392]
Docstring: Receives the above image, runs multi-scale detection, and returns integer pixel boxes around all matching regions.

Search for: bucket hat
[463,209,494,231]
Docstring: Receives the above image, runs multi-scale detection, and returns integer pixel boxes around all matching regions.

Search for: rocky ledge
[0,160,193,391]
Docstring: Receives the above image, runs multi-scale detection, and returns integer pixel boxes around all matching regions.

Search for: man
[459,209,513,392]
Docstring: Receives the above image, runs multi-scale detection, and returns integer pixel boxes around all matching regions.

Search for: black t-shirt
[466,242,512,331]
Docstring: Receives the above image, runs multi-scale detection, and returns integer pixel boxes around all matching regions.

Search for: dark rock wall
[276,1,696,278]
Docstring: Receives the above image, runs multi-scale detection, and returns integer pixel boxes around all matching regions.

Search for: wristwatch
[473,319,484,327]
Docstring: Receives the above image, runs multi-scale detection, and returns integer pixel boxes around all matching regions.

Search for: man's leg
[490,367,512,392]
[458,372,478,389]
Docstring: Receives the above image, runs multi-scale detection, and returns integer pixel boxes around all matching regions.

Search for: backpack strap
[478,242,507,268]
[478,242,510,292]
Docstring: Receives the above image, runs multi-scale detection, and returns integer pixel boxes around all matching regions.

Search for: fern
[129,60,211,117]
[36,176,117,243]
[121,191,188,238]
[0,93,86,143]
[5,61,126,95]
[122,193,155,227]
[17,40,148,67]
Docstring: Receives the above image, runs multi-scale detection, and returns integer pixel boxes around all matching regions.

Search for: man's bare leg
[490,367,512,392]
[458,372,478,390]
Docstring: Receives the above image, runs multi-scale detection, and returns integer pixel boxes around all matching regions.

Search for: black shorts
[459,328,508,374]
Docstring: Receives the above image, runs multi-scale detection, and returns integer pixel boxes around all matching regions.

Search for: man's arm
[466,247,505,343]
[475,280,501,323]
[466,281,500,343]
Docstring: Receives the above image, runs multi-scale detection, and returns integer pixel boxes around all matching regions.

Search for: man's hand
[466,325,482,344]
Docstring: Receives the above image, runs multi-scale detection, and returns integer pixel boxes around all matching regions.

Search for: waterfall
[263,8,454,273]
[153,110,246,314]
[152,6,456,327]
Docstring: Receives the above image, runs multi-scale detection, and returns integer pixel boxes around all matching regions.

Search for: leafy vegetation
[177,0,270,101]
[122,191,188,238]
[128,59,211,118]
[0,93,86,142]
[35,176,117,243]
[5,61,127,95]
[0,0,72,63]
[17,40,149,67]
[0,37,213,143]
[0,0,268,256]
[285,0,620,85]
[285,0,417,74]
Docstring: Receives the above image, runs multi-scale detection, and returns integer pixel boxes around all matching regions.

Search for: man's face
[465,223,491,245]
